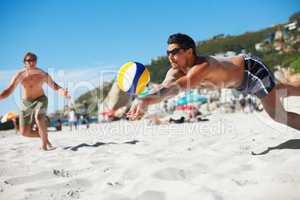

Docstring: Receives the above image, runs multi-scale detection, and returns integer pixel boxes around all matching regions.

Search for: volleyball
[117,61,150,95]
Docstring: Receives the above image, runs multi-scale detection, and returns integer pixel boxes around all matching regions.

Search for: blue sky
[0,0,299,114]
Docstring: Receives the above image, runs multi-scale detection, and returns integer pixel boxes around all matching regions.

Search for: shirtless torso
[1,66,66,102]
[18,68,48,100]
[163,55,245,90]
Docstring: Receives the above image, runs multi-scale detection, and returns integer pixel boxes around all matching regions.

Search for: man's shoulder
[188,57,212,77]
[194,56,210,68]
[14,69,26,77]
[162,68,184,85]
[16,68,26,73]
[36,67,47,73]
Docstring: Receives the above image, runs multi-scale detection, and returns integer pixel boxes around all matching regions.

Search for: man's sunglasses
[24,59,36,62]
[167,47,185,56]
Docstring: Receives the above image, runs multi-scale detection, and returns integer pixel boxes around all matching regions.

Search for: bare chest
[21,74,44,88]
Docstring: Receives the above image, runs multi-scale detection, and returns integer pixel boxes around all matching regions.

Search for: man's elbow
[54,84,62,91]
[48,83,60,91]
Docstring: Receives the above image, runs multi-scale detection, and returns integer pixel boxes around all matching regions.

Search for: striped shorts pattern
[237,55,276,98]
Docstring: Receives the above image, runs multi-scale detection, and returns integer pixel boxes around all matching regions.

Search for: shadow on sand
[252,139,300,155]
[64,140,140,151]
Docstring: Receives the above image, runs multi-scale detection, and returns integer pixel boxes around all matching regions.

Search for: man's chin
[172,65,184,70]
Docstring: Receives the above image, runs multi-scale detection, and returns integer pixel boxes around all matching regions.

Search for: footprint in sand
[4,168,85,186]
[153,167,187,181]
[0,163,29,177]
[53,169,71,177]
[122,168,140,181]
[0,150,10,155]
[4,171,53,185]
[231,178,258,186]
[135,190,166,200]
[25,178,91,194]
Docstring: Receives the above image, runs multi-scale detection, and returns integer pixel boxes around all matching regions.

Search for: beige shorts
[19,95,48,126]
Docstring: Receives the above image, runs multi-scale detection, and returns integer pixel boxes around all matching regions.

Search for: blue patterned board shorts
[237,55,276,98]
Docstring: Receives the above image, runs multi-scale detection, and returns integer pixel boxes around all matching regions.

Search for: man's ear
[187,48,193,56]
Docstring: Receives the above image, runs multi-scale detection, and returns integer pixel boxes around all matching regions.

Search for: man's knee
[262,91,289,123]
[265,108,276,119]
[19,127,30,136]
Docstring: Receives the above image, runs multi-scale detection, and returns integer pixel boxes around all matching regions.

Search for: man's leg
[261,85,300,130]
[35,114,52,150]
[19,112,40,137]
[276,83,300,97]
[19,125,40,137]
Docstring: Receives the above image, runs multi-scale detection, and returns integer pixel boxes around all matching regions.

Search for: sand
[0,111,300,200]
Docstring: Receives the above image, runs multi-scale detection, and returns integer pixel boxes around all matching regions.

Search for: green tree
[291,57,300,73]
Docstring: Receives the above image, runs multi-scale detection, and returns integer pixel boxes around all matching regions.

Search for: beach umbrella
[176,97,188,106]
[176,95,207,106]
[1,112,17,123]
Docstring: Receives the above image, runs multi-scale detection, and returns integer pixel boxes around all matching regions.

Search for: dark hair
[23,52,37,62]
[167,33,197,56]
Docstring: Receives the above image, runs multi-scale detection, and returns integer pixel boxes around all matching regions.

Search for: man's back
[202,55,245,89]
[164,55,245,90]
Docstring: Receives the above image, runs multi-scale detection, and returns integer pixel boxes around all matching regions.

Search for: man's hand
[58,88,71,98]
[0,71,22,101]
[46,73,71,99]
[126,99,148,120]
[126,83,181,121]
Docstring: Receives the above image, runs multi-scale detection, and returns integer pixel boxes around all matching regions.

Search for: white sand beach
[1,110,300,200]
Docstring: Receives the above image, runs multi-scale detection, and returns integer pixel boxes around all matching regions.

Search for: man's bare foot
[47,146,56,150]
[41,145,48,151]
[40,145,56,151]
[47,140,56,151]
[47,140,53,148]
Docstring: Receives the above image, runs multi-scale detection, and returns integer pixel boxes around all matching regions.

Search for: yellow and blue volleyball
[117,61,150,95]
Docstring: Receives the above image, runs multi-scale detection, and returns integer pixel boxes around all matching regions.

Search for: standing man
[68,108,78,131]
[0,52,70,150]
[127,33,300,130]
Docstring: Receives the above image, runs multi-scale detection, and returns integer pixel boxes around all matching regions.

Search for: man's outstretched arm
[127,82,182,120]
[127,63,208,120]
[139,62,208,106]
[45,73,69,97]
[0,72,22,100]
[138,84,181,105]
